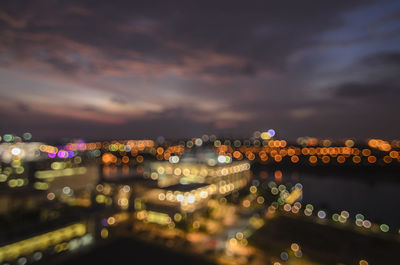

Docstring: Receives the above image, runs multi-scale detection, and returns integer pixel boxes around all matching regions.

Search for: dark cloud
[334,80,400,99]
[361,51,400,69]
[17,102,30,112]
[369,8,400,26]
[43,55,80,74]
[201,63,257,77]
[0,0,376,75]
[1,0,400,140]
[110,96,128,105]
[81,105,98,112]
[1,106,216,141]
[333,51,400,100]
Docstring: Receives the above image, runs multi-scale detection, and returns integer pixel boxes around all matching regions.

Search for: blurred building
[134,148,250,229]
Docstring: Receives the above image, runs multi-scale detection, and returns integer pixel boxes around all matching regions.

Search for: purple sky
[1,0,400,140]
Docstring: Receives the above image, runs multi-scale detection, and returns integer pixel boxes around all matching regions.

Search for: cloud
[0,10,28,29]
[110,96,128,105]
[43,54,80,74]
[1,0,400,139]
[0,0,376,78]
[334,80,400,99]
[201,63,257,77]
[81,105,98,112]
[361,51,400,69]
[17,102,30,112]
[333,51,400,100]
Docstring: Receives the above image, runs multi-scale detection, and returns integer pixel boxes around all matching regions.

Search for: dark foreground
[53,237,216,265]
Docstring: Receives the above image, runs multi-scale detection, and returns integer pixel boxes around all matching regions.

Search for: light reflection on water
[255,169,400,226]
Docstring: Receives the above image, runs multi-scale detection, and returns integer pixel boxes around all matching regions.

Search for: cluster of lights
[274,242,303,263]
[0,223,87,263]
[101,212,130,227]
[152,162,250,179]
[155,167,250,213]
[214,142,400,166]
[226,216,265,252]
[134,158,250,229]
[368,139,392,151]
[155,145,184,160]
[158,185,215,205]
[0,143,46,186]
[7,178,28,188]
[35,167,87,180]
[148,161,250,188]
[116,185,131,210]
[1,133,32,143]
[35,136,400,173]
[95,183,116,206]
[278,199,397,235]
[217,155,232,164]
[272,246,301,264]
[260,179,399,237]
[136,210,173,227]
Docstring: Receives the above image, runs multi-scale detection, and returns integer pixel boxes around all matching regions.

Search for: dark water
[300,174,400,226]
[255,168,400,226]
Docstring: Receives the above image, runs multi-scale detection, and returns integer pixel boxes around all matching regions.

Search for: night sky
[1,0,400,140]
